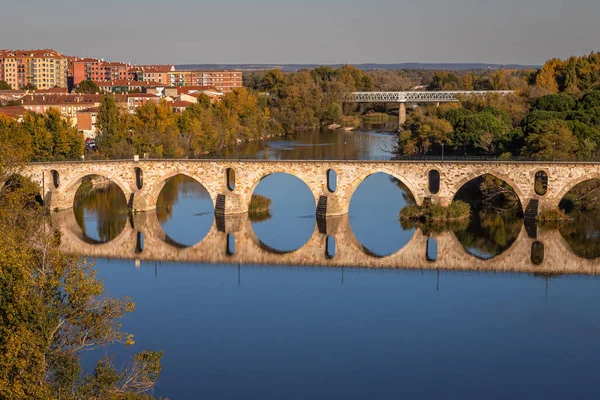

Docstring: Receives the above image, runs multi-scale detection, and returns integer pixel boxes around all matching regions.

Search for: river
[70,128,600,399]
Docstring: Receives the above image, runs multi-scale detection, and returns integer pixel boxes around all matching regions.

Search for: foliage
[522,119,582,160]
[248,194,272,222]
[0,109,83,161]
[0,138,164,398]
[531,94,576,112]
[0,80,11,90]
[400,201,471,222]
[537,208,573,222]
[22,83,37,91]
[75,80,101,94]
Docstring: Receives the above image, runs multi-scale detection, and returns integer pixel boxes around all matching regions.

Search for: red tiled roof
[0,49,66,59]
[32,88,69,94]
[176,85,219,94]
[132,65,174,73]
[171,101,193,108]
[97,80,164,88]
[20,94,126,106]
[0,106,28,119]
[127,93,160,99]
[77,107,100,113]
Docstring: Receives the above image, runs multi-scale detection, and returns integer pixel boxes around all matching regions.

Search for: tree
[522,119,580,160]
[532,93,576,112]
[0,147,164,398]
[76,80,101,94]
[22,83,37,91]
[96,96,132,158]
[398,107,453,155]
[0,80,11,90]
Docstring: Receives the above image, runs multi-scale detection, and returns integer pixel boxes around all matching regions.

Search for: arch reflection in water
[349,173,415,257]
[73,176,128,243]
[453,174,523,260]
[52,209,600,274]
[557,178,600,260]
[156,175,214,247]
[250,173,316,253]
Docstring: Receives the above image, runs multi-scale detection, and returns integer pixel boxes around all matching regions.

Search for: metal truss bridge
[345,90,515,103]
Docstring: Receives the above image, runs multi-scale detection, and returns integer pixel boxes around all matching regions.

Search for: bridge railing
[345,90,515,103]
[27,154,600,164]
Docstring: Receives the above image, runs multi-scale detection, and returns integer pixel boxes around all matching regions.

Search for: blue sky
[1,0,599,65]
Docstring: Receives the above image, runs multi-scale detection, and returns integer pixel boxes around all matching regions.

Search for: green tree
[522,119,580,160]
[76,80,101,94]
[532,93,576,112]
[0,80,11,90]
[22,83,37,91]
[96,96,132,158]
[0,144,164,399]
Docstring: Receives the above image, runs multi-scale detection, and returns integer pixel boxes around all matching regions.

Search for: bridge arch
[346,168,420,207]
[451,171,525,211]
[554,173,600,210]
[61,172,132,209]
[146,171,218,210]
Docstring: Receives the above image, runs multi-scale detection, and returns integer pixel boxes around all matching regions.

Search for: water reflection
[250,173,316,253]
[559,213,600,259]
[73,179,128,243]
[221,129,396,160]
[454,210,523,260]
[349,174,415,257]
[156,175,213,247]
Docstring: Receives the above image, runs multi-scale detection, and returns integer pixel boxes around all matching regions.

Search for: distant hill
[175,63,540,72]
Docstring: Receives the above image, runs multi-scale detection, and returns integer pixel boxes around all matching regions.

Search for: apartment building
[166,70,242,92]
[133,65,175,85]
[0,49,69,90]
[71,58,135,86]
[19,94,126,119]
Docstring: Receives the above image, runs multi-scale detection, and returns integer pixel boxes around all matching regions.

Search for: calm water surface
[73,129,600,399]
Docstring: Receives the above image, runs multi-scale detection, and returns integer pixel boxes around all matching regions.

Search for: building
[164,85,223,102]
[0,105,28,121]
[19,94,126,119]
[133,65,174,85]
[126,93,161,112]
[76,107,99,138]
[166,70,242,92]
[96,80,165,95]
[71,58,135,86]
[0,49,69,90]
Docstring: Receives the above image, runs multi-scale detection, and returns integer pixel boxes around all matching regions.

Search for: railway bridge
[345,91,515,124]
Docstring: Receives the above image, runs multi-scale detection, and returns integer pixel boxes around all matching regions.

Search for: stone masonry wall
[23,160,600,215]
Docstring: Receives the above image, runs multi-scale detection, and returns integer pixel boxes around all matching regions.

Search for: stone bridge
[18,159,600,216]
[50,210,600,275]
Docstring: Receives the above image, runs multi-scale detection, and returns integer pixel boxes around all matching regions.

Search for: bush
[537,208,573,223]
[248,194,272,222]
[399,200,471,222]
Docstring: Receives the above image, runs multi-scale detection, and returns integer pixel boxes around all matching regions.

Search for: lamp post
[441,142,445,162]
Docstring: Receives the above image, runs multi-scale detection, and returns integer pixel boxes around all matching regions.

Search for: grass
[248,194,272,222]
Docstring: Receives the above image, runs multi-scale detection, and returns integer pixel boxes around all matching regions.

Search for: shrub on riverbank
[248,194,272,222]
[537,208,574,223]
[400,200,471,222]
